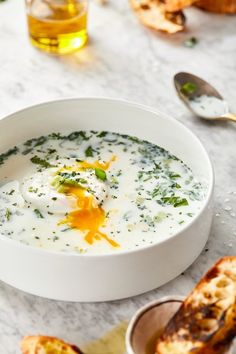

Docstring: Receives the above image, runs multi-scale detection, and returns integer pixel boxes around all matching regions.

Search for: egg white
[21,168,108,214]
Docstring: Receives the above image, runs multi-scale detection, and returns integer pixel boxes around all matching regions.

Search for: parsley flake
[34,209,44,219]
[5,209,11,221]
[95,168,107,181]
[184,37,198,48]
[181,82,197,95]
[85,146,94,157]
[30,156,55,168]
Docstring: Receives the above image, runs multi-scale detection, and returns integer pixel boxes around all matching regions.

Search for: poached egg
[21,158,119,247]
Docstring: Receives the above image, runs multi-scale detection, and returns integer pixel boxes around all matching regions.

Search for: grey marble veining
[0,0,236,353]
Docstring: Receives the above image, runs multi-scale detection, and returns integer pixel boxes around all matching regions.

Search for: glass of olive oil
[25,0,88,54]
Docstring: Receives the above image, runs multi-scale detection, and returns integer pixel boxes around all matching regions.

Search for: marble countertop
[0,1,236,352]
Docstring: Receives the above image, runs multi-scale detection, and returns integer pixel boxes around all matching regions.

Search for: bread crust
[163,0,196,12]
[21,335,82,354]
[156,257,236,354]
[195,0,236,14]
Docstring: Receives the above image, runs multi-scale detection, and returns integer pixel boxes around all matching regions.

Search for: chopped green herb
[181,82,197,95]
[85,146,94,157]
[171,183,181,189]
[173,198,189,207]
[78,178,87,184]
[67,131,89,141]
[168,172,181,179]
[184,37,198,48]
[160,196,189,207]
[30,156,55,168]
[129,136,141,144]
[151,187,161,198]
[50,132,63,140]
[24,136,47,147]
[47,148,57,154]
[34,209,44,219]
[186,189,202,201]
[154,163,161,170]
[5,209,11,221]
[28,186,38,193]
[61,227,74,232]
[97,131,107,138]
[52,172,88,190]
[0,147,18,166]
[8,189,15,195]
[95,168,107,181]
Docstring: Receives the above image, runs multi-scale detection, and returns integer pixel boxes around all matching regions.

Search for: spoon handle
[222,113,236,122]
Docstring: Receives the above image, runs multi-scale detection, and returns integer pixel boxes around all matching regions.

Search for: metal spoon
[174,72,236,122]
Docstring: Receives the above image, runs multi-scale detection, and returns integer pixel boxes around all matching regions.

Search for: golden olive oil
[145,329,163,354]
[26,0,88,54]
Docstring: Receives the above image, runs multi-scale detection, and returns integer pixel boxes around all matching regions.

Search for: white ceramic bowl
[0,98,214,302]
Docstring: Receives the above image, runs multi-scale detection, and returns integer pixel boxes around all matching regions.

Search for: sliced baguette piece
[129,0,185,34]
[156,256,236,354]
[21,335,82,354]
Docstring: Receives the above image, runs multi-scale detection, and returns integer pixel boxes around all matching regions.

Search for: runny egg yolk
[59,157,119,248]
[63,156,116,172]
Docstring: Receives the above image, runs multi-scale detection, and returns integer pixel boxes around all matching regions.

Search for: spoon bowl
[174,72,236,122]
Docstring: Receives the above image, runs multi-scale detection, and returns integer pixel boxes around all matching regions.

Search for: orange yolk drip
[78,157,116,171]
[59,156,116,174]
[59,156,119,248]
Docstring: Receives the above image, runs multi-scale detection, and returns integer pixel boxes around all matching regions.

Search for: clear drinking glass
[25,0,88,54]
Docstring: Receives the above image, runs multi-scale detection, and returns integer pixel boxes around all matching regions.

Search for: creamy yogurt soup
[189,95,228,118]
[0,131,207,254]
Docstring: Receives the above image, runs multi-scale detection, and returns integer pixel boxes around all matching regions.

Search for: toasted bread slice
[129,0,185,34]
[163,0,196,12]
[156,257,236,354]
[21,335,82,354]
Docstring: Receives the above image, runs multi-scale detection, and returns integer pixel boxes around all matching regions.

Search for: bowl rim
[125,295,185,354]
[0,97,214,258]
